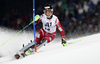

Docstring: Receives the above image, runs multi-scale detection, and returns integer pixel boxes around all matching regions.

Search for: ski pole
[1,21,34,46]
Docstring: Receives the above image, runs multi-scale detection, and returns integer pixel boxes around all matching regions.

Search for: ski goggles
[44,9,52,13]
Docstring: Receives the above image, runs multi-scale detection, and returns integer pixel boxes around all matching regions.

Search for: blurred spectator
[0,0,100,39]
[35,0,100,39]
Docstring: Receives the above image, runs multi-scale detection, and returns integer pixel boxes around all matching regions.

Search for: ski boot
[25,48,33,56]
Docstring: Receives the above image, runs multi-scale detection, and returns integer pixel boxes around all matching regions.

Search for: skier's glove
[62,38,68,47]
[35,15,40,21]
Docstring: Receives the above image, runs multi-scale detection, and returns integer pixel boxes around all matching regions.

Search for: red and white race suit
[36,14,65,43]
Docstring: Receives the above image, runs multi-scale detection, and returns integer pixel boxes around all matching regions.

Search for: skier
[35,4,67,46]
[15,4,68,59]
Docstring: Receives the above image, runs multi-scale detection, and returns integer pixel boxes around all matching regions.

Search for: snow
[0,27,100,64]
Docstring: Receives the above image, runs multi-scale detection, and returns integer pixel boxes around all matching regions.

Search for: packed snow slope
[0,27,100,64]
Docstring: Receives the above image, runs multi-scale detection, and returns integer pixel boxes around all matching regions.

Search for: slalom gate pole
[33,0,37,52]
[1,21,34,46]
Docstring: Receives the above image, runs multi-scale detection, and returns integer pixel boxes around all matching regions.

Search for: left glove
[62,38,68,47]
[32,15,40,24]
[35,15,40,21]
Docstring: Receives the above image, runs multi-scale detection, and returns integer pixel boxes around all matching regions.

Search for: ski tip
[15,54,20,59]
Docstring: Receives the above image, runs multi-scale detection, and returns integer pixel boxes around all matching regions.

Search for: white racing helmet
[43,4,53,18]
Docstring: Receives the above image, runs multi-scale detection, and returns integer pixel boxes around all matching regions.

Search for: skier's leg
[43,32,56,43]
[43,35,55,43]
[36,29,44,43]
[35,34,56,49]
[28,30,56,51]
[36,32,56,46]
[19,29,44,53]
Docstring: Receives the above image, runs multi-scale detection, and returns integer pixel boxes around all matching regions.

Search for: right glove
[35,15,40,21]
[62,38,68,47]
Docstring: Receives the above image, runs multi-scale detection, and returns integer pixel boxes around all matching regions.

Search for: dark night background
[0,0,100,39]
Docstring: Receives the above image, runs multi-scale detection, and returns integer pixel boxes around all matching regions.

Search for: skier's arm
[56,19,68,46]
[56,19,65,39]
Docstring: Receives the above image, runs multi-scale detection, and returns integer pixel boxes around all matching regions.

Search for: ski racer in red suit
[15,4,68,59]
[35,4,68,46]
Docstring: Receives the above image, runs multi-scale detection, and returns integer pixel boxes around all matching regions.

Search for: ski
[15,39,47,59]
